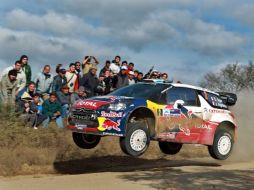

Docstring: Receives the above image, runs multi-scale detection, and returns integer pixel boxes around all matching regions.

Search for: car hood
[72,95,134,110]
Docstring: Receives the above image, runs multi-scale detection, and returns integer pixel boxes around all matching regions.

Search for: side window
[167,87,200,106]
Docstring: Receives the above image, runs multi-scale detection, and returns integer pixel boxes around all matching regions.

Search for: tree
[200,62,254,92]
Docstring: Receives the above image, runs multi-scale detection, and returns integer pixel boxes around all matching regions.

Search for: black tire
[72,132,101,149]
[208,129,233,160]
[158,142,182,155]
[120,122,150,157]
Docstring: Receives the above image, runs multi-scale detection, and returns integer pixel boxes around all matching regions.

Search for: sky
[0,0,253,85]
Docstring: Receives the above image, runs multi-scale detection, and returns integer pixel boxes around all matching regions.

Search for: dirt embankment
[0,91,253,176]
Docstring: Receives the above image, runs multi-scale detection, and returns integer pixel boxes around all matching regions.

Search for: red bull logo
[97,117,121,132]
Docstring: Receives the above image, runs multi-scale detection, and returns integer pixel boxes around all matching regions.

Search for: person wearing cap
[34,65,53,99]
[56,85,71,118]
[70,86,87,105]
[16,81,37,111]
[0,60,26,93]
[20,55,32,85]
[52,68,67,92]
[128,71,136,85]
[19,93,47,129]
[66,63,79,93]
[42,92,64,128]
[79,65,100,97]
[0,69,18,106]
[115,65,129,89]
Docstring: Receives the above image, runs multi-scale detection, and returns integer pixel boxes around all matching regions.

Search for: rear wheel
[120,122,150,157]
[208,129,233,160]
[72,132,101,149]
[158,142,182,155]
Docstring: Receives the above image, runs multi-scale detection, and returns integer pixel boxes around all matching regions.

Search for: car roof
[142,79,218,95]
[171,83,218,95]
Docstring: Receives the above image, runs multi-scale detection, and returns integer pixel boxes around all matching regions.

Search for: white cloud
[5,8,110,37]
[0,26,116,76]
[231,4,254,26]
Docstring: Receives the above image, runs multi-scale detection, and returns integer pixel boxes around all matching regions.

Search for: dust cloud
[230,90,254,161]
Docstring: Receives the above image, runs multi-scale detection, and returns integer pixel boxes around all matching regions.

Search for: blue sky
[0,0,253,84]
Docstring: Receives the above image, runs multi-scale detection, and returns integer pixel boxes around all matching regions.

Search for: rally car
[67,80,237,160]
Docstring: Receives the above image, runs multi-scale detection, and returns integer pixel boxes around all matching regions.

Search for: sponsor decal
[179,126,190,136]
[76,100,97,107]
[209,109,225,113]
[101,111,123,118]
[157,108,181,117]
[97,117,121,132]
[158,132,176,139]
[74,100,110,109]
[75,124,87,130]
[195,124,212,130]
[102,132,123,137]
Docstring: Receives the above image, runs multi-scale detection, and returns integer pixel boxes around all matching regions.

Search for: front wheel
[158,142,182,155]
[120,122,150,157]
[72,132,101,149]
[208,129,233,160]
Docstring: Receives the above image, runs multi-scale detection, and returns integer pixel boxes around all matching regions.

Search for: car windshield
[109,83,169,101]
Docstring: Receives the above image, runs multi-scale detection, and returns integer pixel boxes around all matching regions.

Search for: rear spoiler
[217,92,237,106]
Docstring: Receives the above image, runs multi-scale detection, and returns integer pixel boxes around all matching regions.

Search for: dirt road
[1,157,254,190]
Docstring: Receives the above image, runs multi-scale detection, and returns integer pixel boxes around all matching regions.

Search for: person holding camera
[65,63,79,93]
[82,55,99,75]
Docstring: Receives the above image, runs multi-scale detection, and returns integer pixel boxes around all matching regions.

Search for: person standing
[103,70,113,94]
[75,61,82,83]
[136,72,144,82]
[115,66,129,89]
[34,65,53,99]
[52,68,67,92]
[110,55,121,74]
[0,70,18,106]
[79,66,99,97]
[65,63,79,93]
[82,56,99,75]
[128,71,136,85]
[20,55,32,85]
[0,60,26,93]
[99,60,111,76]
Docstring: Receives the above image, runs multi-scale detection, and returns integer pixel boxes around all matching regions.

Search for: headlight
[108,103,127,111]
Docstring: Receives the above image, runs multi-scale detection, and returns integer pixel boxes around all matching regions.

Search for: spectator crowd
[0,55,169,129]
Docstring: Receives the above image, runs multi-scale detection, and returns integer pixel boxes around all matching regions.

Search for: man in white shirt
[0,61,26,93]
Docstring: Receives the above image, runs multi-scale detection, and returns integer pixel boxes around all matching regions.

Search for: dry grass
[0,110,208,177]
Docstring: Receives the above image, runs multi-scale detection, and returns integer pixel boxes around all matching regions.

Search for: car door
[157,87,203,143]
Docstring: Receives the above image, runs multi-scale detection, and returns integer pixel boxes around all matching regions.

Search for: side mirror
[174,100,185,109]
